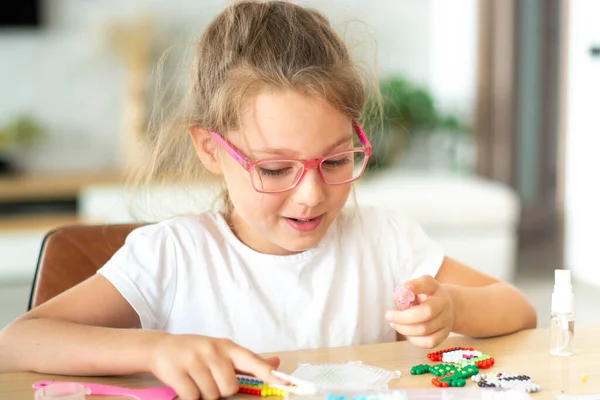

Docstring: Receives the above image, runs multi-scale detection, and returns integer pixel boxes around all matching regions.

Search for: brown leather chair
[28,223,143,310]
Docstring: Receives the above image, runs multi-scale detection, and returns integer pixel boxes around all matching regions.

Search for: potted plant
[0,115,45,175]
[361,75,467,172]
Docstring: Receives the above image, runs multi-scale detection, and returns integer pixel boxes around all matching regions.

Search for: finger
[232,354,282,379]
[408,326,451,349]
[264,356,281,370]
[386,295,444,325]
[403,275,439,296]
[160,368,201,400]
[208,356,240,398]
[390,311,447,337]
[189,363,220,400]
[229,346,287,385]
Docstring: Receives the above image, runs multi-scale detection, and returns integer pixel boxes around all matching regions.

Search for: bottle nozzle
[552,269,574,314]
[554,269,572,290]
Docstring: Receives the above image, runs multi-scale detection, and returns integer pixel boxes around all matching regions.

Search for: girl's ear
[189,128,223,175]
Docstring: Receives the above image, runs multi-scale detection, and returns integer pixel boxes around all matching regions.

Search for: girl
[0,2,537,400]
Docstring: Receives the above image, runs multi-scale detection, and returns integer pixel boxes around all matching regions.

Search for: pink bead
[393,286,416,311]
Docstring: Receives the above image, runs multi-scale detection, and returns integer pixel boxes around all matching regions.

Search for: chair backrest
[29,223,143,310]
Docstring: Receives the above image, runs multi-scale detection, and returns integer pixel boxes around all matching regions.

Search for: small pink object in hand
[393,286,416,311]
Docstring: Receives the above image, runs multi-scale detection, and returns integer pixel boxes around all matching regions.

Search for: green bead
[410,364,431,375]
[452,379,466,387]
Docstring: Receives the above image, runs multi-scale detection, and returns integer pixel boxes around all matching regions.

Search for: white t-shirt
[97,205,444,353]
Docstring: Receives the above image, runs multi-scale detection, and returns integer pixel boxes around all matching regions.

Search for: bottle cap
[551,269,574,314]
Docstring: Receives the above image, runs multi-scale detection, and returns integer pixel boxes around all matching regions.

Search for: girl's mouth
[283,215,324,232]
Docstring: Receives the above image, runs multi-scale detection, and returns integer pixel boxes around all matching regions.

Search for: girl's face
[208,89,355,255]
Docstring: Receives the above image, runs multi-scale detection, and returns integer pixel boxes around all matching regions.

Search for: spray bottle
[550,269,575,356]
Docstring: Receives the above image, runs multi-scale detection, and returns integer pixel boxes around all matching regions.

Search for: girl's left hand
[385,275,455,348]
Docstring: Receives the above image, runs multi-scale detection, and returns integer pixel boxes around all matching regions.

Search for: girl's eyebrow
[255,135,353,157]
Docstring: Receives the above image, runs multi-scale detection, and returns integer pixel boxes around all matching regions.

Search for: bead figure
[471,372,541,393]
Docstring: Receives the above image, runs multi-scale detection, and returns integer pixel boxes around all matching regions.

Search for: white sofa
[354,171,520,281]
[78,170,520,282]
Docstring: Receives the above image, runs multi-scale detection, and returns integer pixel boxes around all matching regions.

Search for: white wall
[429,0,478,120]
[564,0,600,286]
[0,0,477,174]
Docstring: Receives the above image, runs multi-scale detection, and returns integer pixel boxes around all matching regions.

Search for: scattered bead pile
[471,372,541,393]
[237,376,286,397]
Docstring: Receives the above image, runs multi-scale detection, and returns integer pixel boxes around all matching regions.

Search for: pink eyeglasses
[209,122,372,194]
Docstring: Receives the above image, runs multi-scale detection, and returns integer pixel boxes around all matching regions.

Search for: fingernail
[385,311,392,321]
[389,322,396,330]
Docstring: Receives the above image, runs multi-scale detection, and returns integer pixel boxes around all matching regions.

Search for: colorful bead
[237,376,286,397]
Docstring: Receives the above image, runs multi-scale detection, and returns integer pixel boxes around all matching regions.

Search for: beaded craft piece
[410,363,479,387]
[471,372,541,393]
[237,376,287,397]
[410,347,495,388]
[427,347,495,369]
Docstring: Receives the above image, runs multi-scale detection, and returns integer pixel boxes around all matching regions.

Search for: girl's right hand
[148,333,282,400]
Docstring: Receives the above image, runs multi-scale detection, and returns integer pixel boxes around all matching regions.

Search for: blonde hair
[130,0,378,216]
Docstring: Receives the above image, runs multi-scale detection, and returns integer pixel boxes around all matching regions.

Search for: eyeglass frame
[208,122,372,194]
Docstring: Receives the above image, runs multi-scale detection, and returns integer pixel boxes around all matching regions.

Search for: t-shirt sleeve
[381,208,446,283]
[97,223,177,330]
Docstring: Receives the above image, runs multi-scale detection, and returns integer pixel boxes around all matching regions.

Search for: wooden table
[2,325,599,399]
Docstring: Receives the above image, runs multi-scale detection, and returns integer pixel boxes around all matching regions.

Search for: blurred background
[0,0,599,329]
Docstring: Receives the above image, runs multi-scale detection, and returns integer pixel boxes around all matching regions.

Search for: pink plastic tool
[32,381,178,400]
[393,286,416,311]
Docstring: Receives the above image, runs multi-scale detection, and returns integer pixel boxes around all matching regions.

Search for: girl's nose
[293,168,326,208]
